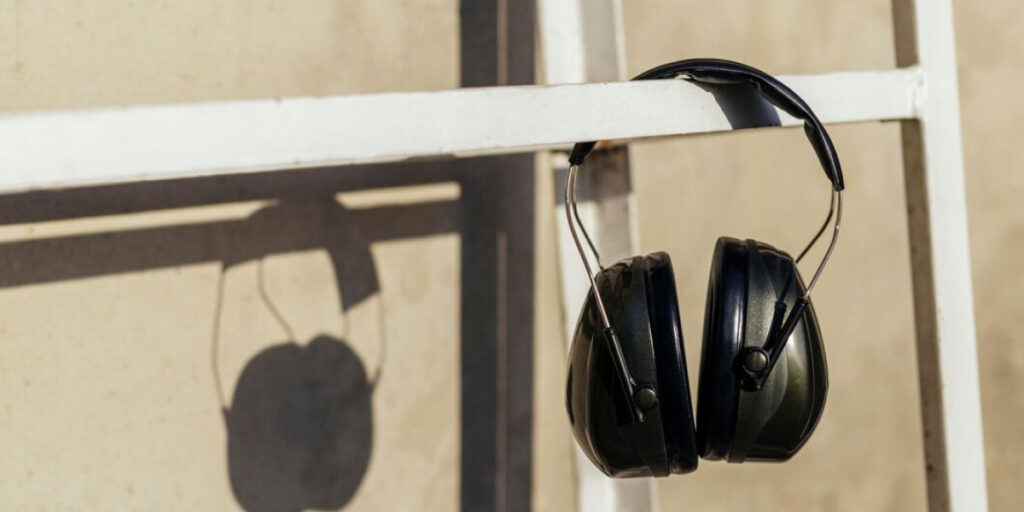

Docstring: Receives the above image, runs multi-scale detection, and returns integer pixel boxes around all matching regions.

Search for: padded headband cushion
[569,58,843,191]
[696,237,748,460]
[641,252,698,474]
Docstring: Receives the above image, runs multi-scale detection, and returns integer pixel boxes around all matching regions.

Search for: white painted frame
[0,70,915,193]
[538,1,655,511]
[0,0,987,510]
[893,1,989,510]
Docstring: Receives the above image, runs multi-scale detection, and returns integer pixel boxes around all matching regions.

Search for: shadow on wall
[224,336,373,512]
[213,199,383,512]
[0,156,536,512]
[0,0,539,507]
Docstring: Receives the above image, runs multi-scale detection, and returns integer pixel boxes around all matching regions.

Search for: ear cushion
[641,252,698,474]
[696,237,749,460]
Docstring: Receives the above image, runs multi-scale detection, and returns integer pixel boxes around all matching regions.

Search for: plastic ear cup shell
[731,240,828,462]
[696,237,828,462]
[565,257,670,477]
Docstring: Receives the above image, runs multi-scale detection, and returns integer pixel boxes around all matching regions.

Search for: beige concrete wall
[0,1,1020,511]
[952,2,1024,509]
[0,0,458,110]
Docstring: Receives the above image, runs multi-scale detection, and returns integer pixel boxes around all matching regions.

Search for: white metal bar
[551,151,653,512]
[0,68,919,193]
[540,1,652,510]
[893,0,989,510]
[537,0,587,83]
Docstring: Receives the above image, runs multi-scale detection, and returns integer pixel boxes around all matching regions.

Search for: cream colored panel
[622,0,894,75]
[954,1,1024,510]
[0,0,458,111]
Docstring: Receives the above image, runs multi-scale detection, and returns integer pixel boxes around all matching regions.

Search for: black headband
[568,58,844,191]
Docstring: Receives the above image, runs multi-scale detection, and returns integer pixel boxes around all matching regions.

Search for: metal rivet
[634,387,658,410]
[744,349,769,373]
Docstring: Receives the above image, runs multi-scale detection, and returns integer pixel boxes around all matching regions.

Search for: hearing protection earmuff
[212,199,387,510]
[564,58,844,477]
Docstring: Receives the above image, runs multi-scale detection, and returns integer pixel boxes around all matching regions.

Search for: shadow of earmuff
[211,198,386,512]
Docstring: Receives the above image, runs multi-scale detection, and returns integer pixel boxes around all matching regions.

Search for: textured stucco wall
[0,1,1020,511]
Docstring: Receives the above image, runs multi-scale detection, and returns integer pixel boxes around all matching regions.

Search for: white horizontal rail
[0,68,921,193]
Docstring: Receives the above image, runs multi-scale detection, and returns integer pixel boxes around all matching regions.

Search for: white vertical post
[893,0,989,510]
[538,1,655,511]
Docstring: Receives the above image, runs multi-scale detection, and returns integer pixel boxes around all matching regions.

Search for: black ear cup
[734,240,828,461]
[564,253,700,477]
[640,253,699,474]
[697,237,828,462]
[566,256,684,477]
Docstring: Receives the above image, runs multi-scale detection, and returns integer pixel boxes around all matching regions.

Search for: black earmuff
[564,58,842,477]
[696,238,827,462]
[566,253,699,477]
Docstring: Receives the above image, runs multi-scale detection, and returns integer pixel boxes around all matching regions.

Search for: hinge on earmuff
[603,327,658,423]
[735,297,810,390]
